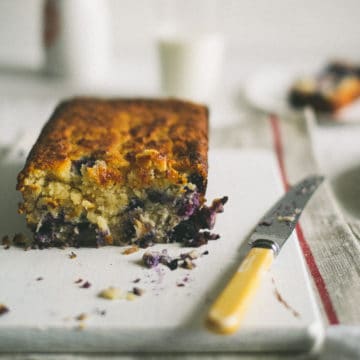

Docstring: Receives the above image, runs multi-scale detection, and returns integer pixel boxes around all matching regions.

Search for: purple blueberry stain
[176,191,200,218]
[80,281,91,289]
[142,250,179,271]
[196,196,228,230]
[34,213,101,248]
[142,251,161,268]
[171,196,228,247]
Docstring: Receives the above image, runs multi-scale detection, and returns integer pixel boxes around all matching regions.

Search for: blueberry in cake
[17,98,227,248]
[288,60,360,113]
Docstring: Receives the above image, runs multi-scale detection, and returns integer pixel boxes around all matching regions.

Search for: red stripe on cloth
[269,114,339,325]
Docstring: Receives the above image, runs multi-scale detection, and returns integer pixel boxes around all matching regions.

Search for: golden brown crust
[17,97,208,193]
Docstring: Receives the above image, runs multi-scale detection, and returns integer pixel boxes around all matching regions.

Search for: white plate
[244,66,360,123]
[0,149,323,354]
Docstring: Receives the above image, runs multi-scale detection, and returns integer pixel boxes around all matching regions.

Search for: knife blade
[206,175,324,335]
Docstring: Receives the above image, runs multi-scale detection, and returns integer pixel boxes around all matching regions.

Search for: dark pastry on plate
[288,61,360,113]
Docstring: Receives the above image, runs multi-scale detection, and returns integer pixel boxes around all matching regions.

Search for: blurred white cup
[43,0,111,86]
[158,34,224,102]
[157,0,223,102]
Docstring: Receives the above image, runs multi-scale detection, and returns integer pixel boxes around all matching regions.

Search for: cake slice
[17,98,227,248]
[288,61,360,113]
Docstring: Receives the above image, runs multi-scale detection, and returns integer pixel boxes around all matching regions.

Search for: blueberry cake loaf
[17,98,227,248]
[288,61,360,113]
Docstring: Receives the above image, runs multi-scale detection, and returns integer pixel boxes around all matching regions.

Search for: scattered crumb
[277,215,296,223]
[76,313,88,321]
[0,304,9,316]
[132,278,141,283]
[13,233,29,247]
[177,283,185,287]
[18,149,25,157]
[98,287,142,301]
[98,287,124,300]
[143,251,161,268]
[143,248,207,271]
[76,322,86,330]
[183,250,199,260]
[69,251,77,259]
[95,308,106,316]
[80,281,91,289]
[2,235,10,247]
[182,258,196,270]
[179,250,199,264]
[133,287,145,296]
[143,250,178,270]
[122,245,139,255]
[74,278,83,284]
[36,277,43,281]
[167,259,179,271]
[126,292,137,301]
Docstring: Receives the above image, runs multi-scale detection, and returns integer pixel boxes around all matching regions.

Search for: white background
[0,0,359,69]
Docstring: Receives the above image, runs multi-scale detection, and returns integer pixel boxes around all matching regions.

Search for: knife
[206,175,324,335]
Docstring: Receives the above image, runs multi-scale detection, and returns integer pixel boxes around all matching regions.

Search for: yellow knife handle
[206,247,274,335]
